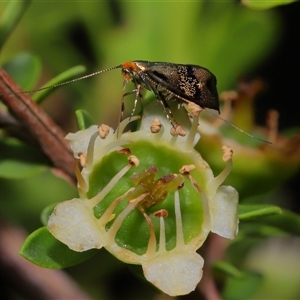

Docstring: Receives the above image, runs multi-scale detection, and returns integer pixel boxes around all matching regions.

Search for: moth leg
[120,84,142,121]
[156,92,178,128]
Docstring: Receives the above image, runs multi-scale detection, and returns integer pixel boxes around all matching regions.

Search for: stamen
[86,131,99,171]
[207,145,233,194]
[117,116,140,137]
[170,127,178,136]
[98,124,110,139]
[128,155,140,167]
[181,171,211,239]
[79,152,87,168]
[150,118,162,133]
[179,164,196,175]
[187,102,202,118]
[153,209,168,218]
[157,213,167,255]
[222,145,233,162]
[87,163,133,208]
[185,116,199,150]
[174,191,185,248]
[98,187,135,226]
[173,125,186,137]
[74,161,88,196]
[117,148,131,154]
[139,207,157,258]
[105,193,149,245]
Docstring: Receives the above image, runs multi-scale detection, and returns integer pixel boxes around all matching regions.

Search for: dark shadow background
[253,3,300,213]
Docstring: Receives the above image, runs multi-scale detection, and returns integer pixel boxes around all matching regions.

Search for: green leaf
[40,203,57,226]
[238,206,300,236]
[238,204,282,221]
[242,0,297,10]
[3,52,42,91]
[0,0,31,49]
[222,269,263,300]
[32,65,86,104]
[19,227,98,269]
[239,223,287,238]
[213,261,263,299]
[213,261,244,278]
[256,209,300,236]
[226,237,262,266]
[0,138,48,179]
[75,109,95,130]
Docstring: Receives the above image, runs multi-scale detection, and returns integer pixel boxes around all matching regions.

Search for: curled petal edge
[209,185,239,239]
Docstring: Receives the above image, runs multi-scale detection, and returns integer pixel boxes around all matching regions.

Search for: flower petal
[48,198,104,251]
[142,251,204,296]
[209,185,239,239]
[66,125,99,158]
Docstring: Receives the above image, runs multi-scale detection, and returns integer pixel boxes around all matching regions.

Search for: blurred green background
[0,1,300,299]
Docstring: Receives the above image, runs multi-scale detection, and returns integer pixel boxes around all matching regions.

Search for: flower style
[47,102,238,296]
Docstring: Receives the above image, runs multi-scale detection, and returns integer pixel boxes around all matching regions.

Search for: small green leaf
[257,209,300,236]
[222,269,263,300]
[40,203,56,226]
[242,0,297,10]
[213,261,244,278]
[3,52,42,91]
[238,204,282,221]
[0,138,48,179]
[19,227,98,269]
[32,65,86,104]
[226,237,262,266]
[0,0,31,49]
[239,223,287,238]
[75,109,95,130]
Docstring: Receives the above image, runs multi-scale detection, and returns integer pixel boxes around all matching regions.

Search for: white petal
[142,251,204,296]
[66,126,99,158]
[209,185,239,239]
[48,198,104,252]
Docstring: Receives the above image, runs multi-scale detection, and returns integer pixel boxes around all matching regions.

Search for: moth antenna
[0,64,122,96]
[204,109,272,144]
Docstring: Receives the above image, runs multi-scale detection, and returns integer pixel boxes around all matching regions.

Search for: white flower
[48,102,238,296]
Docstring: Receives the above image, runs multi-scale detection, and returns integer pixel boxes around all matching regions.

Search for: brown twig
[0,68,76,184]
[0,217,91,299]
[198,234,228,300]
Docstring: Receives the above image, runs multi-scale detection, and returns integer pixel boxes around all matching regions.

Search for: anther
[154,209,169,218]
[98,124,110,139]
[128,155,140,167]
[117,148,131,154]
[150,118,162,133]
[179,164,196,175]
[79,153,88,168]
[221,145,233,162]
[187,102,202,117]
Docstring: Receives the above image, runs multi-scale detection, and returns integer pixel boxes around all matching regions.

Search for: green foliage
[0,0,30,49]
[32,65,86,104]
[19,227,98,268]
[242,0,297,10]
[75,109,95,130]
[3,52,41,90]
[0,138,48,179]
